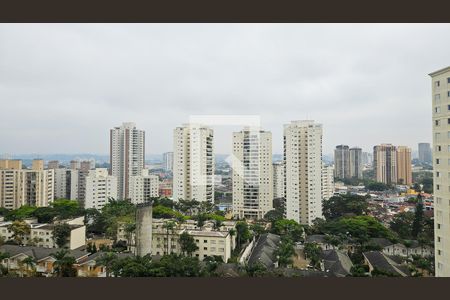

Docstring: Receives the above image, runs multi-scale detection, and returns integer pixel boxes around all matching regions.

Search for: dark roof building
[363,251,411,277]
[247,233,281,269]
[321,249,353,277]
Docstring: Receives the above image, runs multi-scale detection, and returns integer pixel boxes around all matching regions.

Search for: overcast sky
[0,24,448,156]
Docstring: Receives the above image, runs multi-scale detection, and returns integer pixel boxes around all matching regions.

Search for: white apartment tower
[54,168,79,200]
[284,120,323,225]
[84,168,118,210]
[273,161,285,199]
[232,128,273,219]
[163,152,174,172]
[110,122,145,200]
[321,163,335,201]
[129,169,160,204]
[430,66,450,277]
[173,124,214,202]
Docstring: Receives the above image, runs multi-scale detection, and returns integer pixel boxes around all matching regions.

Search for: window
[436,81,440,87]
[438,250,442,255]
[436,158,440,164]
[448,77,450,84]
[438,223,442,229]
[448,118,450,124]
[204,240,207,243]
[437,145,442,151]
[438,237,441,242]
[435,107,441,113]
[437,184,440,190]
[437,171,440,177]
[436,120,440,126]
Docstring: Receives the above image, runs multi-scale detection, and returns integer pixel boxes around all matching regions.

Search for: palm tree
[95,252,118,277]
[162,221,175,255]
[50,249,77,277]
[21,256,36,277]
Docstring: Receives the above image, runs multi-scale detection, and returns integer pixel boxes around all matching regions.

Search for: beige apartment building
[173,124,214,202]
[430,66,450,277]
[232,128,273,219]
[396,146,412,186]
[0,159,54,209]
[284,120,323,225]
[373,144,397,185]
[110,122,145,200]
[322,163,335,201]
[273,161,285,199]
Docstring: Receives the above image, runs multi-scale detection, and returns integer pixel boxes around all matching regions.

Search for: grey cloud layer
[0,24,447,155]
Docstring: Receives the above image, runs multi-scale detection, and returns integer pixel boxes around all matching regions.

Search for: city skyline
[2,24,450,154]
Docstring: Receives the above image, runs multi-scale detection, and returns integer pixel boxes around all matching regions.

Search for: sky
[0,24,448,156]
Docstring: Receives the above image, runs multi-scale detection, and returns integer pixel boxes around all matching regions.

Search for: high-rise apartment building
[418,142,432,164]
[0,160,25,210]
[284,120,323,225]
[54,168,79,200]
[322,163,334,201]
[0,159,54,209]
[173,124,214,202]
[110,122,145,200]
[430,66,450,277]
[349,147,363,179]
[373,144,397,185]
[232,128,273,219]
[396,146,412,186]
[47,160,59,170]
[334,145,350,179]
[163,152,174,172]
[70,160,80,170]
[273,161,285,200]
[129,169,160,204]
[84,168,118,210]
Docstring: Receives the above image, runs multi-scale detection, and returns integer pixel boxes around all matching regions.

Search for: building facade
[334,145,350,180]
[129,169,160,204]
[284,120,323,225]
[322,163,334,201]
[173,124,214,202]
[110,122,145,200]
[349,147,363,179]
[232,128,273,219]
[84,168,118,210]
[396,146,412,186]
[273,161,285,200]
[163,152,174,172]
[418,142,432,165]
[430,66,450,277]
[373,144,397,185]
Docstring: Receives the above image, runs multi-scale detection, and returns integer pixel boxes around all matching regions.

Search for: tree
[250,223,266,236]
[7,220,31,245]
[272,219,303,242]
[162,221,175,254]
[390,212,414,240]
[235,221,251,249]
[412,200,424,239]
[264,209,284,223]
[179,232,198,256]
[21,256,36,277]
[304,242,322,268]
[52,223,72,248]
[322,194,369,220]
[275,238,295,267]
[51,249,77,277]
[0,252,10,276]
[95,252,118,277]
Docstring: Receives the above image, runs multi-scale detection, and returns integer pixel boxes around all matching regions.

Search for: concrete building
[322,163,334,201]
[84,168,118,210]
[47,160,59,170]
[430,66,450,277]
[0,217,86,250]
[273,161,285,200]
[110,122,145,200]
[151,219,236,262]
[135,202,153,257]
[418,142,432,165]
[0,160,26,210]
[334,145,350,179]
[284,120,323,225]
[232,128,273,219]
[396,146,412,186]
[129,169,160,204]
[163,152,174,172]
[54,168,79,200]
[349,147,363,179]
[70,160,80,170]
[173,124,214,202]
[362,152,373,166]
[77,160,95,206]
[373,144,397,185]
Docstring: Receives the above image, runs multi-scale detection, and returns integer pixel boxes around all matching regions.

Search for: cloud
[0,24,446,155]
